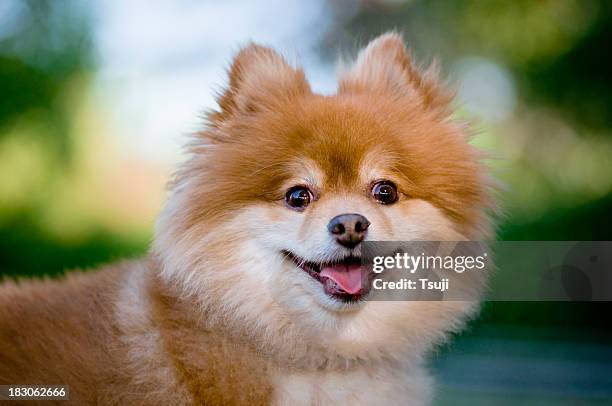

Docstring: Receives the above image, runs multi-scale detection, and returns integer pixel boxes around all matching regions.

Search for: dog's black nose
[327,213,370,249]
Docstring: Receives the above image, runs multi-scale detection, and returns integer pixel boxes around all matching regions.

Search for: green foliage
[0,0,93,158]
[0,214,146,279]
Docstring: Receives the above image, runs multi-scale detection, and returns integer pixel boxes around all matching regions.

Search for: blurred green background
[1,0,611,404]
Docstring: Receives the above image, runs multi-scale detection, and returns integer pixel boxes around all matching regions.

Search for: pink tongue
[320,263,363,294]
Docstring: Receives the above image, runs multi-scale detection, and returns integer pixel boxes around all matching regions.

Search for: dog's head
[154,33,494,364]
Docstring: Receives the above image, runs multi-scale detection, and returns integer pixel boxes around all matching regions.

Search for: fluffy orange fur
[0,33,494,405]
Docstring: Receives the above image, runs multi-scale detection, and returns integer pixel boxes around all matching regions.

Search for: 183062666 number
[0,385,69,400]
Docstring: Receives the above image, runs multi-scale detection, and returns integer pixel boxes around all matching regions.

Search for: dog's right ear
[210,43,311,125]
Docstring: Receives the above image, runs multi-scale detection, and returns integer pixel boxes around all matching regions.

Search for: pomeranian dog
[0,33,494,405]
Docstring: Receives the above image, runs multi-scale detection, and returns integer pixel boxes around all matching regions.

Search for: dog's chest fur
[146,264,431,405]
[271,366,430,405]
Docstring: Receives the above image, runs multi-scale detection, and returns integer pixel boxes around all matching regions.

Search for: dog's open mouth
[283,251,372,302]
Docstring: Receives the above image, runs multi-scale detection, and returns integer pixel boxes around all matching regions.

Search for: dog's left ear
[339,32,453,117]
[211,43,311,125]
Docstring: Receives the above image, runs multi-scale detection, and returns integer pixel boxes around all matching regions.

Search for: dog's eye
[371,180,398,205]
[285,186,312,210]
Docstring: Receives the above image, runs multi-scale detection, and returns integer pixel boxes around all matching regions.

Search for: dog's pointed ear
[211,43,311,124]
[339,32,453,117]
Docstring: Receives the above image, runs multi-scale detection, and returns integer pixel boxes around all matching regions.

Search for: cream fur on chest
[271,364,432,406]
